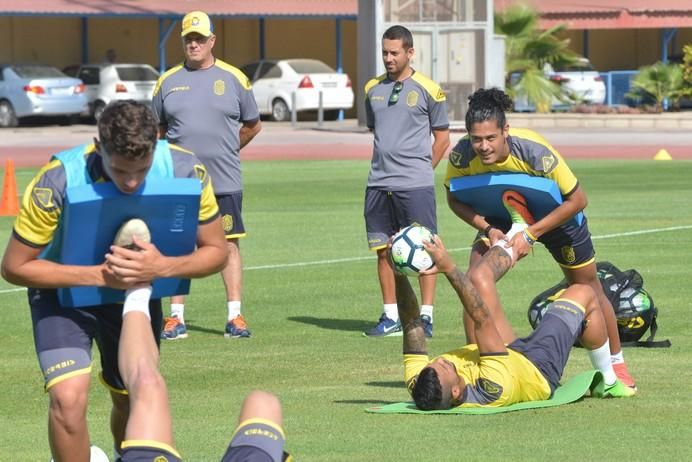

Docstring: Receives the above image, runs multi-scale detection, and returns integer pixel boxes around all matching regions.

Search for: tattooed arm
[423,236,508,354]
[394,272,427,354]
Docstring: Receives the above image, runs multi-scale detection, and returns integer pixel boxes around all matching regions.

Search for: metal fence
[601,70,639,106]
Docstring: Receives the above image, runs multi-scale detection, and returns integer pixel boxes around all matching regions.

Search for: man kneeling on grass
[397,234,634,410]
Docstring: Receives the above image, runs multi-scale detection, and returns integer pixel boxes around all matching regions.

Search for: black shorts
[222,420,286,462]
[474,216,595,268]
[509,299,585,393]
[121,445,181,462]
[364,187,437,250]
[217,192,246,239]
[30,288,162,392]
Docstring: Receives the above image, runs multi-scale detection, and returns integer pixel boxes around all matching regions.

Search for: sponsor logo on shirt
[166,86,191,96]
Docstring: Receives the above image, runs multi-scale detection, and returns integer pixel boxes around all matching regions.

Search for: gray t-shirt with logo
[364,71,449,190]
[152,59,260,194]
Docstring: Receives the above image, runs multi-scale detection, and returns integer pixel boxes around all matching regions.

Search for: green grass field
[1,159,691,461]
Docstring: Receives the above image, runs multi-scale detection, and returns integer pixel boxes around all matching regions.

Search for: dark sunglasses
[389,81,404,105]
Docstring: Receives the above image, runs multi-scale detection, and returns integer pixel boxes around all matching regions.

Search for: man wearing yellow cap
[153,11,262,341]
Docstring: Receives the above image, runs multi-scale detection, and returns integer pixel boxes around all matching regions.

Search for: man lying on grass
[397,234,634,410]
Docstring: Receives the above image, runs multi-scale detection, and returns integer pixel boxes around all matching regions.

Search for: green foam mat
[366,370,602,415]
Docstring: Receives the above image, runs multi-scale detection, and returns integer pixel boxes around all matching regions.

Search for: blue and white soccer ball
[390,225,434,276]
[50,445,110,462]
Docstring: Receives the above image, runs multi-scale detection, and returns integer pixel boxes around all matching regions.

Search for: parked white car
[512,58,606,112]
[545,58,606,105]
[64,63,159,120]
[240,59,354,121]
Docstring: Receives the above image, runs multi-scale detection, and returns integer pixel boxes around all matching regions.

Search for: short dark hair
[412,367,445,410]
[98,100,158,161]
[465,87,514,132]
[383,25,413,50]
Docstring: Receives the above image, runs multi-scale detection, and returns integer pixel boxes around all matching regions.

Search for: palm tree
[682,44,692,98]
[627,62,685,112]
[495,4,578,112]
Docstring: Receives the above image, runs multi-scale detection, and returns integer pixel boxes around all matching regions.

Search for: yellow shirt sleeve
[404,354,430,396]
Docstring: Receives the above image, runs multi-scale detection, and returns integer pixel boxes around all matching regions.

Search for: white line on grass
[0,224,690,294]
[244,224,692,271]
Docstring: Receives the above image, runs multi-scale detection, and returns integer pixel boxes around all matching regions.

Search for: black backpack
[528,262,671,348]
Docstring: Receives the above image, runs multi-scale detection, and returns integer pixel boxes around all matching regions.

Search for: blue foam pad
[57,178,201,307]
[449,173,583,227]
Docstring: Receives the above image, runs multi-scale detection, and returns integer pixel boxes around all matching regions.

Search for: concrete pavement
[1,117,691,167]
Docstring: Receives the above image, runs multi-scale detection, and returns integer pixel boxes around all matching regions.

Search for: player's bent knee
[49,384,89,429]
[467,264,493,291]
[129,362,167,398]
[241,390,282,423]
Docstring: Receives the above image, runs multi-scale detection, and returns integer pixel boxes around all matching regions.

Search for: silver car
[0,64,87,127]
[67,64,160,121]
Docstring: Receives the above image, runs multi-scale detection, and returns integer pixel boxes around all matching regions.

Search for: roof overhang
[0,0,358,18]
[495,1,692,29]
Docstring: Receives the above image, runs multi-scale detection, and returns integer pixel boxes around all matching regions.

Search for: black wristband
[483,225,493,237]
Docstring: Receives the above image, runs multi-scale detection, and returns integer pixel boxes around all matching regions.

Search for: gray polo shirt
[364,71,449,190]
[152,59,260,194]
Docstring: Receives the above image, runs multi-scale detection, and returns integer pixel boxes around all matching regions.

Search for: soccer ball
[615,287,655,342]
[527,298,550,330]
[390,225,434,276]
[50,445,110,462]
[527,288,566,329]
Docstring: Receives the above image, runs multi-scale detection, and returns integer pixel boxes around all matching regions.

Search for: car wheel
[271,99,290,122]
[93,101,107,122]
[324,110,340,121]
[0,100,18,128]
[58,114,80,126]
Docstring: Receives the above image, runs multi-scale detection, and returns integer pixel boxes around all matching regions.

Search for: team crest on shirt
[214,79,225,96]
[478,378,502,396]
[32,187,54,209]
[448,150,463,168]
[222,214,234,232]
[154,457,168,462]
[542,155,556,172]
[194,165,207,183]
[561,246,576,264]
[406,91,418,107]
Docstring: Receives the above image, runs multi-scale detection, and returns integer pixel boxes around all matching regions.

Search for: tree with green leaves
[627,62,685,112]
[681,44,692,99]
[494,3,578,112]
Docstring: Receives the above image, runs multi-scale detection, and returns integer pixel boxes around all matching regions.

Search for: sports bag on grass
[528,262,671,348]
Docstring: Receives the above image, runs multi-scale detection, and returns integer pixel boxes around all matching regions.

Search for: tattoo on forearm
[445,267,491,327]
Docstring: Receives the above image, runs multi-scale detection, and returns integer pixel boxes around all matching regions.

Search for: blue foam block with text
[448,173,583,226]
[57,178,201,307]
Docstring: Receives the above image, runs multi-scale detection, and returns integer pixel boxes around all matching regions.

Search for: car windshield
[554,61,594,72]
[115,66,159,81]
[286,59,335,74]
[12,65,66,78]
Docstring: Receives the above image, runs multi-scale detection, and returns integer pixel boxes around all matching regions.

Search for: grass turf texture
[1,159,691,461]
